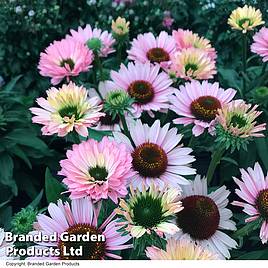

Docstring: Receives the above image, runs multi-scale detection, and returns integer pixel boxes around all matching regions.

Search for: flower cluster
[19,4,268,261]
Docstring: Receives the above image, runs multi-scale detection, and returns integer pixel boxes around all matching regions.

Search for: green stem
[261,62,267,76]
[95,54,104,81]
[206,147,225,185]
[117,43,122,66]
[188,136,194,148]
[119,114,135,147]
[242,34,247,95]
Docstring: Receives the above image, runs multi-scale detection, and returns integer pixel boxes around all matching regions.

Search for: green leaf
[0,206,12,229]
[221,156,238,166]
[0,153,17,195]
[45,168,66,203]
[218,68,241,90]
[6,129,49,152]
[27,190,44,209]
[233,219,262,239]
[88,128,112,141]
[255,138,268,171]
[237,249,268,260]
[8,145,32,169]
[3,75,23,92]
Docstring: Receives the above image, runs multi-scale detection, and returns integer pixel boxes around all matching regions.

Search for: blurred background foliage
[0,0,268,258]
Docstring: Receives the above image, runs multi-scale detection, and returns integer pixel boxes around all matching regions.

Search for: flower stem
[119,114,135,147]
[242,34,247,95]
[188,136,194,148]
[261,62,267,76]
[117,43,122,66]
[94,53,104,81]
[206,147,225,185]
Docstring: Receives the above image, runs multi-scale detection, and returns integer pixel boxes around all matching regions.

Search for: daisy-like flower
[88,82,121,131]
[59,136,133,203]
[169,80,236,136]
[110,62,174,118]
[88,81,133,131]
[215,100,266,151]
[115,184,183,238]
[127,31,176,68]
[67,24,115,57]
[173,175,237,259]
[146,238,219,260]
[30,82,104,137]
[172,28,217,60]
[38,38,93,85]
[29,197,132,260]
[228,5,264,33]
[251,27,268,62]
[233,162,268,244]
[113,119,196,190]
[0,228,16,260]
[169,48,216,80]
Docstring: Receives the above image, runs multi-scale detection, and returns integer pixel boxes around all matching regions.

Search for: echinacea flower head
[228,5,264,33]
[88,81,124,131]
[146,238,219,260]
[59,136,133,203]
[215,100,266,152]
[30,82,104,137]
[103,90,134,120]
[233,162,268,244]
[110,62,174,118]
[170,80,236,136]
[11,207,36,235]
[115,184,183,238]
[38,39,93,85]
[29,198,132,260]
[113,119,196,190]
[67,24,115,57]
[112,17,130,36]
[173,175,237,259]
[170,48,216,80]
[172,28,217,60]
[127,31,176,68]
[251,27,268,62]
[0,228,16,260]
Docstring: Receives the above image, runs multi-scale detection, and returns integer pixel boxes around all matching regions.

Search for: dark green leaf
[255,138,268,171]
[3,75,23,92]
[6,129,49,152]
[27,190,44,209]
[0,153,17,195]
[88,128,112,141]
[45,168,66,203]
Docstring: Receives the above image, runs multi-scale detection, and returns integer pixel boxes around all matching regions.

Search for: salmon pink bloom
[30,82,104,137]
[59,137,133,203]
[251,27,268,62]
[115,184,183,238]
[169,48,216,80]
[172,28,216,60]
[38,38,93,85]
[68,24,115,57]
[146,238,219,260]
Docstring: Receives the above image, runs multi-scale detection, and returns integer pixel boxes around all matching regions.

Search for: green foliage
[45,168,66,204]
